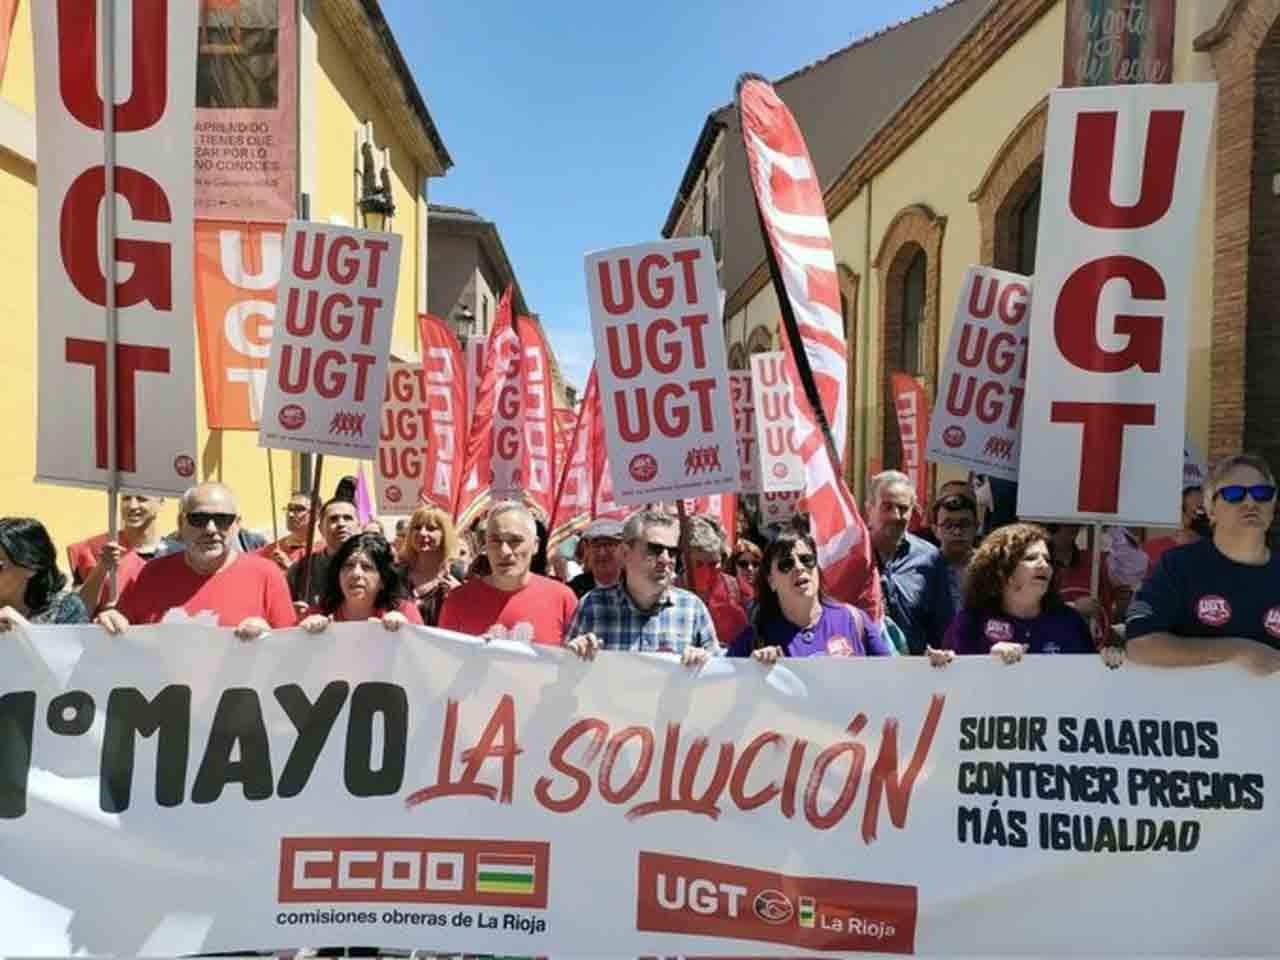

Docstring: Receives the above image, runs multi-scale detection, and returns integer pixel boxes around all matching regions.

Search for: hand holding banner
[258,222,402,459]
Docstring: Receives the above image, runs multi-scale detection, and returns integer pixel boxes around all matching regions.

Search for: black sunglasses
[186,511,237,531]
[1215,484,1277,505]
[639,540,678,559]
[775,553,817,574]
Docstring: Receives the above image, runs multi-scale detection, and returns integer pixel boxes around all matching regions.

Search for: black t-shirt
[1127,539,1280,648]
[568,571,596,599]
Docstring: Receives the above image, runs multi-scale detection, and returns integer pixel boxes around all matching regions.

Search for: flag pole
[299,454,325,605]
[103,0,120,604]
[267,448,280,543]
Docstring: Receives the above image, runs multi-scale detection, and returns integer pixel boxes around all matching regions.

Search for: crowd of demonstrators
[437,501,577,645]
[568,519,624,598]
[397,506,459,626]
[95,482,295,640]
[69,493,169,615]
[287,497,360,612]
[1126,454,1280,673]
[299,532,421,633]
[259,490,314,572]
[729,530,891,661]
[867,470,955,655]
[565,510,717,666]
[0,518,88,630]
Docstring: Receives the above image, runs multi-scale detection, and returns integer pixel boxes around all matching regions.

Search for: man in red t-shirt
[96,482,296,639]
[438,502,576,646]
[68,494,168,614]
[258,490,315,572]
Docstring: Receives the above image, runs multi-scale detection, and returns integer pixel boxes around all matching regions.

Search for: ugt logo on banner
[1018,83,1215,525]
[584,238,736,505]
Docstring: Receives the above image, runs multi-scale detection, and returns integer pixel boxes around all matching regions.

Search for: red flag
[515,317,559,520]
[416,312,468,513]
[455,286,514,525]
[738,74,882,621]
[548,367,628,552]
[890,372,930,531]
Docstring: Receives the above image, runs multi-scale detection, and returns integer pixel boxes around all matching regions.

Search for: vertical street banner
[926,267,1031,481]
[455,289,512,526]
[258,221,402,458]
[374,361,427,514]
[1064,0,1176,87]
[1018,84,1215,525]
[750,351,805,493]
[728,371,761,493]
[194,220,285,428]
[585,237,736,505]
[515,319,559,518]
[195,0,298,220]
[737,74,881,620]
[414,313,468,514]
[35,1,200,495]
[891,373,930,515]
[465,335,486,427]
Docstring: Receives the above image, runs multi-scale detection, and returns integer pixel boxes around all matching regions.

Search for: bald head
[180,482,239,516]
[178,483,241,573]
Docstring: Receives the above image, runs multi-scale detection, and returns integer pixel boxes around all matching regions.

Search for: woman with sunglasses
[0,518,87,631]
[299,532,422,633]
[1127,454,1280,672]
[728,531,891,662]
[728,540,762,604]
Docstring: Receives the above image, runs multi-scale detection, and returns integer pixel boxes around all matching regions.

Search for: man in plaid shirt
[566,509,719,666]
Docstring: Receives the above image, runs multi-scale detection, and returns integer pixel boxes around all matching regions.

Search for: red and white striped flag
[455,286,513,527]
[548,367,627,552]
[738,74,882,621]
[416,312,468,513]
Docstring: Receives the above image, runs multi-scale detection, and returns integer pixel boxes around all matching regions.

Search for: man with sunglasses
[258,490,314,572]
[1127,454,1280,672]
[565,509,718,666]
[96,482,296,639]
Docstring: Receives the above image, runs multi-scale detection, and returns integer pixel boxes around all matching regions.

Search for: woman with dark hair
[0,517,87,629]
[299,532,422,633]
[931,522,1122,666]
[727,530,891,662]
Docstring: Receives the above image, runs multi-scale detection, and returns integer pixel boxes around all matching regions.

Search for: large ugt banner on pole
[2,624,1279,957]
[258,222,402,459]
[35,1,200,495]
[1018,84,1214,525]
[584,237,736,505]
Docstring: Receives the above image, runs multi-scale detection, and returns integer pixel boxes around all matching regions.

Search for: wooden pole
[299,454,325,604]
[267,448,280,543]
[103,0,120,605]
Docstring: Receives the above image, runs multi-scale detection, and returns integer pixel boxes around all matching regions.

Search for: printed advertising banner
[728,371,761,494]
[926,267,1031,481]
[1,624,1277,958]
[751,352,805,493]
[259,222,402,458]
[585,238,736,505]
[1018,83,1215,525]
[195,0,298,220]
[34,1,200,496]
[195,220,286,428]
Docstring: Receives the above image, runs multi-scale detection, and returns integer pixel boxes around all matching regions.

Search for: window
[482,295,490,333]
[900,251,926,376]
[1016,184,1041,276]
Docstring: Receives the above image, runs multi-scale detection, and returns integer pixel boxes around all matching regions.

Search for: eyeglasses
[285,504,309,514]
[775,553,817,574]
[1215,484,1278,505]
[186,511,237,531]
[938,520,976,533]
[639,541,678,560]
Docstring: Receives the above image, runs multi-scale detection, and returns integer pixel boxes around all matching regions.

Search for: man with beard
[867,470,954,655]
[69,494,171,614]
[287,497,360,612]
[95,482,295,637]
[565,509,718,666]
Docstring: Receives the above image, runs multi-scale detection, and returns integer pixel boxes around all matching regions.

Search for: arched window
[746,325,774,356]
[900,251,926,376]
[1015,183,1041,276]
[727,343,747,371]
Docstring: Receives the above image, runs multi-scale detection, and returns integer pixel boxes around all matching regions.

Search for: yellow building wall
[0,3,435,562]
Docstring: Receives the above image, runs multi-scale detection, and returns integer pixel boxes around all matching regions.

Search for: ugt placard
[259,222,402,458]
[585,238,736,505]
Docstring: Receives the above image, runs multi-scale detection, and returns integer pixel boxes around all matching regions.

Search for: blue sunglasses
[1214,484,1277,505]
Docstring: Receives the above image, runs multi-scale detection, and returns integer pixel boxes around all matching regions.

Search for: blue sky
[384,0,942,393]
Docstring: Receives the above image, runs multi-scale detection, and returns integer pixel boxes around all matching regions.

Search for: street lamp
[358,135,395,231]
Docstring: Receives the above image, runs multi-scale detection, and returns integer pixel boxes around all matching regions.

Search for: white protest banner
[374,362,427,514]
[751,351,805,492]
[585,238,736,504]
[927,267,1031,480]
[729,371,761,493]
[35,2,200,494]
[1018,84,1215,524]
[2,624,1278,958]
[259,222,403,458]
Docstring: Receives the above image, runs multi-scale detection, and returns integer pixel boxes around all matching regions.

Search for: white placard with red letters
[927,267,1032,481]
[1018,84,1215,525]
[374,362,428,515]
[729,372,761,493]
[750,352,805,493]
[35,2,200,495]
[3,624,1279,958]
[259,221,402,458]
[585,238,736,504]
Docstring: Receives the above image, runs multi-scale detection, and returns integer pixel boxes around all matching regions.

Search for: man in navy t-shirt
[1127,454,1280,673]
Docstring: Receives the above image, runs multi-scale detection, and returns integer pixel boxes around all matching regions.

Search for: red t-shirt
[67,533,109,584]
[118,552,297,628]
[437,574,577,646]
[258,537,318,568]
[88,550,149,615]
[306,599,424,625]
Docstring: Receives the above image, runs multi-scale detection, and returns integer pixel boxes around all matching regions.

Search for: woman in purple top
[929,523,1123,668]
[729,530,891,662]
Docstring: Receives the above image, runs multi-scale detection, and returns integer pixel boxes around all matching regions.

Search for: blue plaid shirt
[567,581,719,655]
